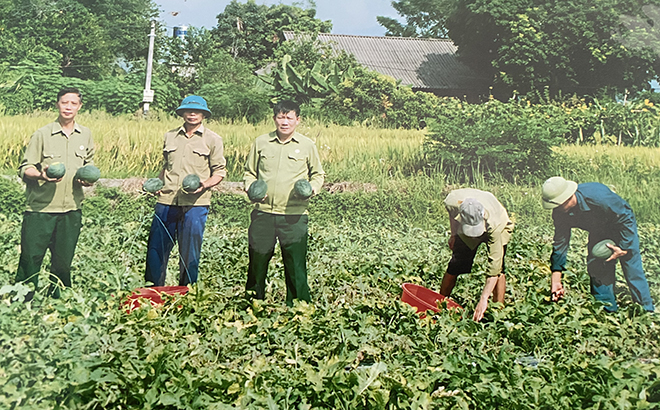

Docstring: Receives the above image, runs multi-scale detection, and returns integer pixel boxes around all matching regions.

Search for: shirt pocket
[163,145,178,170]
[286,152,308,177]
[73,145,88,167]
[258,152,276,173]
[189,146,211,176]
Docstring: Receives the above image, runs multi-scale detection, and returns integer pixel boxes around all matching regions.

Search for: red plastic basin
[401,283,462,316]
[123,286,189,312]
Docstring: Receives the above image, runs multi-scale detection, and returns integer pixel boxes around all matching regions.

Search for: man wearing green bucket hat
[441,189,514,321]
[542,176,654,312]
[145,95,226,287]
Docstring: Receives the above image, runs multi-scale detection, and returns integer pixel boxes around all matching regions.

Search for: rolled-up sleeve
[486,230,506,277]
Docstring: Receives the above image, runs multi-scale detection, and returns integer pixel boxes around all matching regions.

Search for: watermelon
[592,239,616,259]
[247,180,268,202]
[46,162,66,179]
[182,174,201,193]
[75,165,101,183]
[294,179,313,199]
[143,178,164,193]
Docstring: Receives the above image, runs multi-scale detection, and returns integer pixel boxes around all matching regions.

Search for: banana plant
[258,54,354,103]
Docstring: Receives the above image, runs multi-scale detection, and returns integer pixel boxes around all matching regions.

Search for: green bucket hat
[542,176,577,209]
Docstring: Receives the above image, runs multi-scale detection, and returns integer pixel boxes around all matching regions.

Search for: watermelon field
[1,113,660,409]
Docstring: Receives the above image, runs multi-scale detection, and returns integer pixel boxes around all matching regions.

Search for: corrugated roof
[283,31,486,92]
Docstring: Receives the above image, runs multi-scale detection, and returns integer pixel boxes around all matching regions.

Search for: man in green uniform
[15,87,96,300]
[244,100,325,306]
[441,189,514,321]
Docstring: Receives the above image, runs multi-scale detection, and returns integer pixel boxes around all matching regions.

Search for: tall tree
[377,0,450,38]
[379,0,660,99]
[211,0,332,68]
[0,0,158,79]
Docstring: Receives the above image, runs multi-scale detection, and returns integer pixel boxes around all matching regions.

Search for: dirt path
[89,178,378,195]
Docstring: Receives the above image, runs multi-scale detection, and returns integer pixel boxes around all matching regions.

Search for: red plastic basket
[401,283,462,316]
[123,286,189,312]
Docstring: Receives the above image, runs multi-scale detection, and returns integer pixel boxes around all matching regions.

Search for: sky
[155,0,398,37]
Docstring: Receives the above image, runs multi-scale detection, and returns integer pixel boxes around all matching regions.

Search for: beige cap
[542,176,577,209]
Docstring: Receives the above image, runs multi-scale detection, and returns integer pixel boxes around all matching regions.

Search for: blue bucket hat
[175,95,211,117]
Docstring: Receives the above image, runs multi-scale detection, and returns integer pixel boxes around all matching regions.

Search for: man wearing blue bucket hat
[441,188,514,321]
[144,95,226,287]
[542,176,654,312]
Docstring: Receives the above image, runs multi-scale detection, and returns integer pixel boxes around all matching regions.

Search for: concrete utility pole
[143,20,156,116]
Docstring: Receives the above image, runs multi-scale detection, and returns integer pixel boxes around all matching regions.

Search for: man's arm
[473,275,500,321]
[307,143,325,195]
[193,136,226,194]
[550,214,572,301]
[244,141,259,191]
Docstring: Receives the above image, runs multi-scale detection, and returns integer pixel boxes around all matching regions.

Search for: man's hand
[192,181,207,195]
[551,271,565,302]
[605,243,628,262]
[448,235,456,250]
[473,300,488,322]
[34,166,62,183]
[76,179,94,187]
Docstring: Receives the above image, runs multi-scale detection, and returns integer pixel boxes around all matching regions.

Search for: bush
[199,83,271,124]
[425,99,562,182]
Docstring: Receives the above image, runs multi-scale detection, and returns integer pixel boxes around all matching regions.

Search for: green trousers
[247,210,310,306]
[15,210,82,298]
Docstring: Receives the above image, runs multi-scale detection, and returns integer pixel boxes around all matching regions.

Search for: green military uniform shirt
[18,121,95,213]
[244,131,325,215]
[158,124,226,207]
[444,188,514,277]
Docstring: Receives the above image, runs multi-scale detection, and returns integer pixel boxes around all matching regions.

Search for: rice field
[3,111,660,222]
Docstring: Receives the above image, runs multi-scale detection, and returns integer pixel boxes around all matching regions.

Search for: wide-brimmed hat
[175,95,211,117]
[542,176,577,209]
[459,198,486,237]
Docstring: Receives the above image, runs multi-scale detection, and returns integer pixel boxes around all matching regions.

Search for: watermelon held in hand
[75,165,101,183]
[247,180,268,202]
[182,174,201,193]
[46,162,66,179]
[294,179,313,199]
[143,178,164,193]
[592,239,616,259]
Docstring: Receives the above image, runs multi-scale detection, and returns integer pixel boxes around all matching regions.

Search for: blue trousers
[587,233,654,312]
[145,204,208,286]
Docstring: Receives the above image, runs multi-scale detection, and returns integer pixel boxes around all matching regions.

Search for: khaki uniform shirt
[158,124,226,206]
[18,121,95,213]
[444,188,514,277]
[244,131,325,215]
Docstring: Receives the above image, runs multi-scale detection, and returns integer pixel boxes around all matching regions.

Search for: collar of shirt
[52,121,82,137]
[177,123,205,138]
[568,189,590,216]
[268,131,300,144]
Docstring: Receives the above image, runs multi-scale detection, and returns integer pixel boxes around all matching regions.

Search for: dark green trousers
[247,210,310,306]
[15,210,82,298]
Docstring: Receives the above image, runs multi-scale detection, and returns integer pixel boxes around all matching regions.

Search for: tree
[211,0,332,68]
[0,0,158,79]
[378,0,660,99]
[377,0,450,38]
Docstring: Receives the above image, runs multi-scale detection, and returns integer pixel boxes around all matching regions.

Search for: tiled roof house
[282,31,488,102]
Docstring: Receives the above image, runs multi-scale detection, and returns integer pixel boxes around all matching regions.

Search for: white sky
[156,0,398,36]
